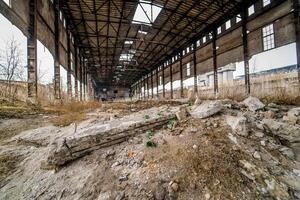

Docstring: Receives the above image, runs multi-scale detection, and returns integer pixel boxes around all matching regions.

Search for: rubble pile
[0,98,299,200]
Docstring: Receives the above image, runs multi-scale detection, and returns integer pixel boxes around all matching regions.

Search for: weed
[144,114,150,120]
[146,130,154,139]
[167,117,177,129]
[146,140,157,148]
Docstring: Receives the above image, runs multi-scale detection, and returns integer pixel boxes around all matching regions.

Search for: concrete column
[180,52,184,98]
[54,0,60,100]
[242,5,250,95]
[151,72,154,99]
[293,0,300,95]
[212,27,218,95]
[67,29,72,100]
[79,56,83,101]
[147,76,149,99]
[143,78,146,99]
[170,63,173,99]
[27,0,37,102]
[74,47,78,101]
[162,64,165,98]
[156,68,159,98]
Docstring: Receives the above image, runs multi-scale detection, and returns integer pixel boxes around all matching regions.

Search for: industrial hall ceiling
[60,0,258,87]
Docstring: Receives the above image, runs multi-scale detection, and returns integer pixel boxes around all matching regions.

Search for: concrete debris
[190,101,223,119]
[2,99,300,199]
[239,160,290,200]
[175,106,189,121]
[225,115,249,137]
[243,96,265,112]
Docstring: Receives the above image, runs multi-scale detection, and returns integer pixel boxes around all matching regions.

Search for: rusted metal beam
[27,0,37,102]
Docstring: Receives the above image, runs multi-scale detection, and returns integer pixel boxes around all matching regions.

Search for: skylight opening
[125,40,133,45]
[138,30,148,35]
[132,0,162,26]
[119,53,134,62]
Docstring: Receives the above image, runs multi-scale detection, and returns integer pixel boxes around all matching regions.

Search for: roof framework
[60,0,257,87]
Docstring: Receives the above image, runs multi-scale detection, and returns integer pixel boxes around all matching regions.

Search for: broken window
[248,5,255,16]
[217,27,222,35]
[202,36,207,44]
[225,20,231,30]
[186,63,191,77]
[236,14,241,23]
[263,0,271,7]
[262,23,275,51]
[132,1,162,26]
[3,0,11,7]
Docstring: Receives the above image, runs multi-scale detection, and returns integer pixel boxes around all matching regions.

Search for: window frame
[261,23,275,51]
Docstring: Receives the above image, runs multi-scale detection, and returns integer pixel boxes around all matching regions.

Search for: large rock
[175,107,189,121]
[284,107,300,125]
[190,101,222,119]
[262,119,300,143]
[243,96,265,112]
[225,115,249,137]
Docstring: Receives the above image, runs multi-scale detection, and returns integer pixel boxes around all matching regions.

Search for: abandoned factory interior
[1,0,300,199]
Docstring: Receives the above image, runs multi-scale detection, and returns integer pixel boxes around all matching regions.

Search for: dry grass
[49,101,102,127]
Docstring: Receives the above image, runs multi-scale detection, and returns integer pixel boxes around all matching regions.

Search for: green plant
[157,111,163,117]
[146,140,156,147]
[167,117,177,129]
[146,130,154,139]
[144,114,150,120]
[188,100,193,107]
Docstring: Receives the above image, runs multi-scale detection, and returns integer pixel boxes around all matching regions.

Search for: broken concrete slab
[175,107,189,121]
[45,110,178,167]
[243,96,265,112]
[225,115,249,137]
[190,101,223,119]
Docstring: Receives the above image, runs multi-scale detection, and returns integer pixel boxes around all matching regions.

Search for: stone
[264,111,275,119]
[175,107,188,121]
[204,193,211,200]
[228,133,238,144]
[279,147,295,160]
[194,97,202,105]
[263,119,300,143]
[170,182,179,192]
[225,115,249,137]
[253,151,261,160]
[97,192,111,200]
[291,143,300,162]
[154,186,166,200]
[254,132,264,138]
[192,144,198,149]
[243,96,265,112]
[260,140,266,146]
[190,101,223,119]
[115,191,125,200]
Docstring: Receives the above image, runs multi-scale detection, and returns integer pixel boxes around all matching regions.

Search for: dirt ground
[0,99,299,200]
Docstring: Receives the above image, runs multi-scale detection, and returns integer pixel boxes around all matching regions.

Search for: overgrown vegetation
[144,114,150,120]
[167,117,177,129]
[49,101,102,127]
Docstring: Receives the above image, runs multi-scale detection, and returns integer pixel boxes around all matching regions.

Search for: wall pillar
[27,0,37,102]
[147,75,149,99]
[212,27,218,95]
[74,47,78,101]
[193,43,198,95]
[151,72,154,98]
[180,52,184,98]
[79,56,83,101]
[170,62,173,99]
[67,29,72,100]
[54,0,60,100]
[143,78,146,99]
[162,64,165,98]
[242,5,250,95]
[293,0,300,95]
[156,68,159,98]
